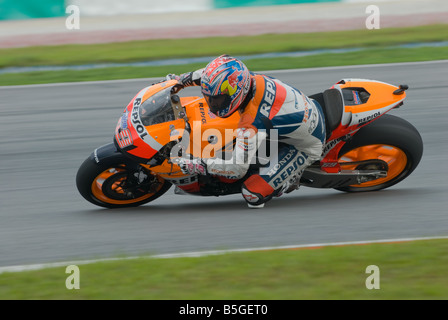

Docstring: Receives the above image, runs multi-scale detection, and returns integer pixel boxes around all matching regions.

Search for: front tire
[76,154,171,208]
[335,114,423,192]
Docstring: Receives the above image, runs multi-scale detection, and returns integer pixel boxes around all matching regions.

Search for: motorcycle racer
[169,55,326,208]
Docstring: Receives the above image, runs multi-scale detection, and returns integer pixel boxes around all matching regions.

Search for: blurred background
[0,0,447,299]
[1,0,447,48]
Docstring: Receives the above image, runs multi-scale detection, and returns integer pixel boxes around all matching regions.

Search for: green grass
[1,239,448,300]
[1,46,447,86]
[0,24,447,86]
[1,24,446,68]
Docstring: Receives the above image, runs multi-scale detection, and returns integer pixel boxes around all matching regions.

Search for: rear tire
[76,154,171,208]
[335,114,423,192]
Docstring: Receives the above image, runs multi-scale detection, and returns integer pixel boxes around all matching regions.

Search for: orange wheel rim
[339,144,408,187]
[91,167,162,205]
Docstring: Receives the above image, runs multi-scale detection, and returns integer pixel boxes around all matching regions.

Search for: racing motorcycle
[76,79,423,208]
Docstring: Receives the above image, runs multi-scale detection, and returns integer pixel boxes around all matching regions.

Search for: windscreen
[140,88,176,126]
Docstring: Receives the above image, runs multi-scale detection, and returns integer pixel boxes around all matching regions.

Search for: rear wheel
[335,114,423,192]
[76,155,171,208]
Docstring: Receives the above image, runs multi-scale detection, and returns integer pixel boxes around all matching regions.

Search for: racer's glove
[174,157,207,176]
[167,69,204,93]
[166,73,190,94]
[178,72,196,87]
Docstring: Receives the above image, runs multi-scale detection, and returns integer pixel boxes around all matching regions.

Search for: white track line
[1,60,446,90]
[1,235,447,275]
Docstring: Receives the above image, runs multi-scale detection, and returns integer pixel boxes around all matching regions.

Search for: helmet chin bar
[204,94,232,117]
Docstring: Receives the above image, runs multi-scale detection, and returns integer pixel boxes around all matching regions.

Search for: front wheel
[335,114,423,192]
[76,154,171,208]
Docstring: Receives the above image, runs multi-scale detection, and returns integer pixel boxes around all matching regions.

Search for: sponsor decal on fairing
[116,128,133,149]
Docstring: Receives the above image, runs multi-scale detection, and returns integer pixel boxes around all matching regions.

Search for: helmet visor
[204,93,231,117]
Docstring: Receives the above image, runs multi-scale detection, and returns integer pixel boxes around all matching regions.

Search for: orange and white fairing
[115,81,241,193]
[321,78,407,172]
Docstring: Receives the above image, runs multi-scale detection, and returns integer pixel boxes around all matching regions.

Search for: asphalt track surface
[1,61,447,268]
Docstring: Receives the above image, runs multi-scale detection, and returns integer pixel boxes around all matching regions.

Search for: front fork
[92,143,162,194]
